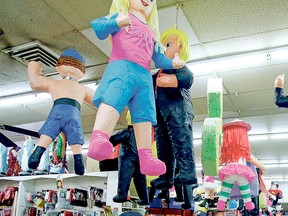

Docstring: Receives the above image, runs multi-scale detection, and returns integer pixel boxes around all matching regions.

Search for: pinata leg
[172,121,197,186]
[28,134,52,169]
[88,103,118,161]
[70,144,85,175]
[237,178,255,210]
[217,180,234,210]
[134,122,166,176]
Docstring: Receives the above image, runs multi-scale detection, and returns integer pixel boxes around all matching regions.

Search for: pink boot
[217,200,226,211]
[87,130,113,161]
[245,201,255,210]
[138,149,166,176]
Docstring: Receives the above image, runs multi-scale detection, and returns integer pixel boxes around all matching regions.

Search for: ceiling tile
[0,53,29,86]
[202,29,288,57]
[183,0,288,42]
[190,44,208,61]
[220,63,288,93]
[158,6,200,45]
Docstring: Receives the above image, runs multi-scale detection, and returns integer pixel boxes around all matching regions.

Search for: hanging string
[176,2,180,29]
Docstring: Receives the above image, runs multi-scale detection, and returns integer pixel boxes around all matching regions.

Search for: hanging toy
[50,132,68,174]
[201,78,223,176]
[27,49,94,176]
[217,119,266,211]
[87,0,185,176]
[268,181,283,206]
[6,147,21,176]
[0,143,8,176]
[19,136,35,176]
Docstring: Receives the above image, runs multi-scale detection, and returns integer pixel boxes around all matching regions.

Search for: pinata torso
[110,13,155,71]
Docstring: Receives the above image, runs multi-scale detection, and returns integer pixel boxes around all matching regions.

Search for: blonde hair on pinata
[109,0,164,53]
[160,26,190,63]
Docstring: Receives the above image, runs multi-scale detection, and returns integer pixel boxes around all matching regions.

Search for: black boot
[174,185,184,202]
[173,144,197,185]
[181,202,191,209]
[113,194,129,203]
[150,177,174,189]
[181,184,193,209]
[237,199,244,211]
[113,151,134,203]
[138,199,149,206]
[157,189,169,199]
[28,146,46,169]
[133,164,149,205]
[157,189,170,204]
[148,187,156,203]
[151,113,175,190]
[74,154,85,175]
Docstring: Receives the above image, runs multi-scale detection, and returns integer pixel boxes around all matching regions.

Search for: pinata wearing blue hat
[27,49,95,175]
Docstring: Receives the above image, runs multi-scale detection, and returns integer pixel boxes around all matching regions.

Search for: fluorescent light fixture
[264,163,288,168]
[265,164,281,168]
[262,177,288,182]
[188,46,288,75]
[84,82,98,91]
[262,159,288,164]
[269,134,288,139]
[0,83,98,109]
[269,47,288,62]
[0,93,51,107]
[249,135,269,141]
[196,133,287,143]
[248,133,288,141]
[36,92,51,99]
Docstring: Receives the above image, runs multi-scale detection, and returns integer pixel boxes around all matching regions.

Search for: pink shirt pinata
[109,13,155,71]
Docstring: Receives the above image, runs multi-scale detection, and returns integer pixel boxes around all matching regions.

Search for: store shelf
[0,171,108,181]
[0,171,121,215]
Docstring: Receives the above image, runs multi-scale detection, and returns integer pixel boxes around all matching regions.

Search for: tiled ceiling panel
[0,52,28,86]
[220,63,288,93]
[190,44,208,61]
[158,6,200,45]
[227,89,276,112]
[0,0,74,49]
[183,0,288,42]
[202,29,288,57]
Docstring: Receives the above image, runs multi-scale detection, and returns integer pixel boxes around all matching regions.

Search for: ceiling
[1,0,288,186]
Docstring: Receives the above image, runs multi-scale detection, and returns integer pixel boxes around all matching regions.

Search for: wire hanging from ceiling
[175,2,180,29]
